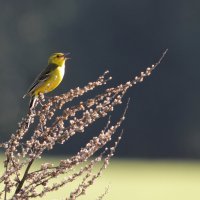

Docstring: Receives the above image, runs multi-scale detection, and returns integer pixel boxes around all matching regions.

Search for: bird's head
[48,52,70,66]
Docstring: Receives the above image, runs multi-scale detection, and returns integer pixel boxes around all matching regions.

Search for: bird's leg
[38,93,45,106]
[38,99,44,107]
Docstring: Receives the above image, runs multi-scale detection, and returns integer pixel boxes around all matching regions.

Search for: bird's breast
[58,63,65,78]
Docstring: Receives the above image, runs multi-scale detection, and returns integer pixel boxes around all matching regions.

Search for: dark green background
[0,0,199,158]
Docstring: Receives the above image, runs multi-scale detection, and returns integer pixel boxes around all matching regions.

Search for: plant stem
[14,159,34,195]
[4,157,9,200]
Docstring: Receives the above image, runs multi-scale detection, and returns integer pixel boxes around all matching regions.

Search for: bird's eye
[56,55,60,58]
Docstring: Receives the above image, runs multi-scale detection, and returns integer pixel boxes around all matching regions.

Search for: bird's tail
[29,95,38,111]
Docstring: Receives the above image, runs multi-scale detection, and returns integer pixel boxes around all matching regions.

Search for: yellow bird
[23,52,70,110]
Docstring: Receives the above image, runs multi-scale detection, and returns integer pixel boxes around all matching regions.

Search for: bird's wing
[23,63,58,97]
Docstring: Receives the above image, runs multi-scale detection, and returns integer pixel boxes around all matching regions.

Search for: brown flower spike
[0,50,167,200]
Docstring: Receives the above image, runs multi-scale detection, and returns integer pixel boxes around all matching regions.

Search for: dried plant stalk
[0,50,167,200]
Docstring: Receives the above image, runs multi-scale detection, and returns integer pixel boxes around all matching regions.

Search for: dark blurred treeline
[0,0,200,158]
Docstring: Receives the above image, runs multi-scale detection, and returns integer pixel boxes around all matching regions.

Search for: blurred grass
[1,155,200,200]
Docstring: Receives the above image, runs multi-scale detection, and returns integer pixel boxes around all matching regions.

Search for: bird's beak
[64,52,71,60]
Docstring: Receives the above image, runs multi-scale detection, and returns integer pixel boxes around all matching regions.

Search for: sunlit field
[1,155,200,200]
